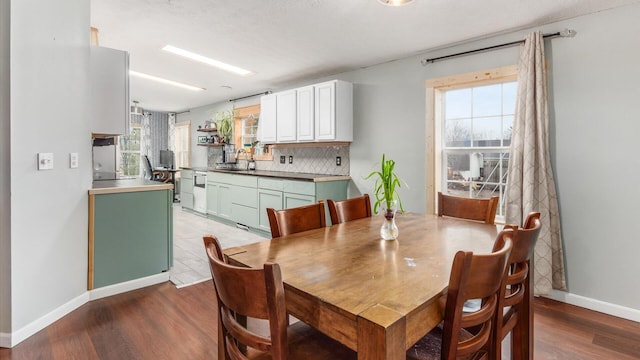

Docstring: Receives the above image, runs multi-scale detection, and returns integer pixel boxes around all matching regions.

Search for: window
[174,122,191,169]
[426,66,517,221]
[118,124,141,177]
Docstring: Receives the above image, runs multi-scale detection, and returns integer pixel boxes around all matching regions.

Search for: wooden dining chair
[407,229,514,360]
[267,201,326,238]
[203,235,356,360]
[327,194,372,224]
[492,212,541,360]
[438,191,499,225]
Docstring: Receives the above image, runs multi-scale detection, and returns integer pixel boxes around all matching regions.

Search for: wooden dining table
[225,213,501,360]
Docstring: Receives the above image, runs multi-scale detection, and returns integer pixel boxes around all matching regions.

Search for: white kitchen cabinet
[296,85,315,141]
[276,90,297,142]
[315,80,353,142]
[258,80,352,144]
[91,46,130,135]
[257,93,277,143]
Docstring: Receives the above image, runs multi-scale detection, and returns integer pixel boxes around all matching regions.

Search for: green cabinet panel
[206,182,219,216]
[232,204,258,228]
[181,170,194,210]
[284,192,316,208]
[93,189,172,288]
[218,184,233,220]
[258,189,283,232]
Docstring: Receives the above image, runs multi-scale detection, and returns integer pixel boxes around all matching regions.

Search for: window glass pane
[502,82,517,114]
[445,89,471,119]
[473,84,502,117]
[473,116,502,147]
[445,118,471,147]
[502,115,513,147]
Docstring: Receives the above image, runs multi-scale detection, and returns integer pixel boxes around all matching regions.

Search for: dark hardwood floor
[1,281,639,359]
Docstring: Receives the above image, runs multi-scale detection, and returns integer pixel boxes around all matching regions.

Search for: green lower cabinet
[283,192,315,208]
[206,182,219,216]
[93,189,173,288]
[258,189,284,232]
[207,172,349,235]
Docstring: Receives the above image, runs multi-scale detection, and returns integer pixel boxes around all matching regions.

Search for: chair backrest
[440,230,513,360]
[142,155,153,180]
[205,238,289,360]
[267,201,326,238]
[492,212,541,356]
[327,194,372,225]
[438,191,499,224]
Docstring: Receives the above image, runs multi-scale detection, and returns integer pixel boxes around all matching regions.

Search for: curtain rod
[421,28,576,65]
[229,91,272,102]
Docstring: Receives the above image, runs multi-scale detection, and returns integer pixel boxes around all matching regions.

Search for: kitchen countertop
[89,179,174,195]
[180,167,350,182]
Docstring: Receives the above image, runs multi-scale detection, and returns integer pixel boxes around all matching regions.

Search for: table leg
[357,304,406,360]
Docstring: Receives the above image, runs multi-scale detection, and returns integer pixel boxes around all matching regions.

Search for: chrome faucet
[237,149,248,170]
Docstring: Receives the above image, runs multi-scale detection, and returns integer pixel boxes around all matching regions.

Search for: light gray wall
[8,0,91,332]
[176,102,234,168]
[0,0,11,335]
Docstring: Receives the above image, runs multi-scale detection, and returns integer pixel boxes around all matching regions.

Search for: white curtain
[140,112,152,174]
[505,31,567,295]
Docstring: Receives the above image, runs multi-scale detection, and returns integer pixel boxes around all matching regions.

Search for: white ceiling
[91,0,639,113]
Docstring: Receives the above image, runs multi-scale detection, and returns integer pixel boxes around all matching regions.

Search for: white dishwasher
[192,171,207,213]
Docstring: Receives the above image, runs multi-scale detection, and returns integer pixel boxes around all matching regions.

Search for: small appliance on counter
[92,137,119,180]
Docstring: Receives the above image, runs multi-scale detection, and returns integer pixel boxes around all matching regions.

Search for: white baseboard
[89,273,170,301]
[7,291,90,347]
[1,273,170,348]
[546,290,640,322]
[0,332,11,348]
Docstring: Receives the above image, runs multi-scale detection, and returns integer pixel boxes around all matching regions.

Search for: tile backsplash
[207,144,349,175]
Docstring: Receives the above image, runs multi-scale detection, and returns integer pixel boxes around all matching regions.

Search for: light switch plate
[70,152,79,168]
[38,153,54,170]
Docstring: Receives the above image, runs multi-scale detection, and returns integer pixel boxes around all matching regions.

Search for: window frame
[425,65,518,220]
[174,121,191,171]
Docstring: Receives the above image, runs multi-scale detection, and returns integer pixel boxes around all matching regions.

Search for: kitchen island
[88,179,173,297]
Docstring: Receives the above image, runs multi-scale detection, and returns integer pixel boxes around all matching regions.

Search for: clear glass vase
[380,200,399,240]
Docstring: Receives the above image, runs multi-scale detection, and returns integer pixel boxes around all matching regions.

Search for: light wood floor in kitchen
[170,204,267,287]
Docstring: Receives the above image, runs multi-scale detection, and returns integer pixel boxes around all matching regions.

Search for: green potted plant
[366,154,405,240]
[213,110,234,144]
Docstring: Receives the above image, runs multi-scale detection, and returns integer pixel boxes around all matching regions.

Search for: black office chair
[142,155,163,181]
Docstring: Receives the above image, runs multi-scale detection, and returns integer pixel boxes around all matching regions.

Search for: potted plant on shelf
[366,154,405,240]
[213,110,234,144]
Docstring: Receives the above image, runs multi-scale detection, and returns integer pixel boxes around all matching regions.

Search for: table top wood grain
[226,213,499,360]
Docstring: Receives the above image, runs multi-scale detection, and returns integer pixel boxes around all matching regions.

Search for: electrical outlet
[280,156,286,164]
[336,156,342,166]
[70,152,79,168]
[288,156,293,164]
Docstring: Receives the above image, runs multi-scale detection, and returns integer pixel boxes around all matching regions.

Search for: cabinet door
[218,184,233,220]
[258,94,277,143]
[181,192,194,210]
[276,90,297,142]
[91,46,130,135]
[315,81,336,141]
[258,189,283,232]
[206,182,219,215]
[284,192,316,209]
[296,85,315,141]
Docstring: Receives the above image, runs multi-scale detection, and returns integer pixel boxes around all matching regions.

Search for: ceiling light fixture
[129,71,205,91]
[162,45,255,77]
[378,0,414,6]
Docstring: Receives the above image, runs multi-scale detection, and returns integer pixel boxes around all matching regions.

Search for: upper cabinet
[91,46,130,135]
[257,80,353,144]
[276,90,297,142]
[258,93,277,143]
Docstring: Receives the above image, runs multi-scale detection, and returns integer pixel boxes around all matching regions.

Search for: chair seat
[247,321,356,360]
[406,324,485,360]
